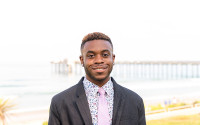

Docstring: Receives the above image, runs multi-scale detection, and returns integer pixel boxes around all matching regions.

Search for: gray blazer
[48,77,146,125]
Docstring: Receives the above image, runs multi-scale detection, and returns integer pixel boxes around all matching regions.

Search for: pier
[50,59,72,74]
[51,60,200,80]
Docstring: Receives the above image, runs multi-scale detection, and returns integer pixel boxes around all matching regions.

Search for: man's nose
[94,55,104,64]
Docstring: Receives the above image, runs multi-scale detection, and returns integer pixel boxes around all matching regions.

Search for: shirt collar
[83,77,113,97]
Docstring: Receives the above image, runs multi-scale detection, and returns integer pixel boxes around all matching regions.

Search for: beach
[7,107,49,125]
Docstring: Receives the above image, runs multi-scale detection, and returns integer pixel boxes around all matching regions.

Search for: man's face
[80,40,115,86]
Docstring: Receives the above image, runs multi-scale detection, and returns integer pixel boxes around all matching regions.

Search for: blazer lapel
[75,78,92,125]
[111,78,126,125]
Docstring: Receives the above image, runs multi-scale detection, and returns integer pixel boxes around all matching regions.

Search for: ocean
[1,63,200,110]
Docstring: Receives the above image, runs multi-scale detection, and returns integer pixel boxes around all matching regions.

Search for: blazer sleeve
[48,98,61,125]
[138,99,146,125]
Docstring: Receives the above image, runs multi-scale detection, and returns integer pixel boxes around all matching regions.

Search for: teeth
[96,68,104,70]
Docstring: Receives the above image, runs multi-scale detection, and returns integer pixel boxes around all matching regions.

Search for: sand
[6,107,49,125]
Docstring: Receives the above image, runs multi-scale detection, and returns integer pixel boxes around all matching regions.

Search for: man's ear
[79,55,84,66]
[112,54,115,62]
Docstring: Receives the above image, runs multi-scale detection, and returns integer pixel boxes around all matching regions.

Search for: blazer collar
[111,77,126,125]
[76,77,93,125]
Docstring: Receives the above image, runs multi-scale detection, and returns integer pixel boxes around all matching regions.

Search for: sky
[0,0,200,65]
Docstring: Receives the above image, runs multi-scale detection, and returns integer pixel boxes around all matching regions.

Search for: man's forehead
[83,40,112,49]
[86,49,111,54]
[81,40,113,55]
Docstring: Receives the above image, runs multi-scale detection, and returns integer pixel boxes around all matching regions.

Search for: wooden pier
[51,60,200,80]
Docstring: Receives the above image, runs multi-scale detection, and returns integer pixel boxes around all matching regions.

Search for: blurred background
[0,0,200,125]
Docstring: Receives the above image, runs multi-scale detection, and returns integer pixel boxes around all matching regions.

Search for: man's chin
[94,75,109,82]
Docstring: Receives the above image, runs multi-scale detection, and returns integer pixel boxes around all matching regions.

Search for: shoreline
[2,78,200,109]
[144,95,200,105]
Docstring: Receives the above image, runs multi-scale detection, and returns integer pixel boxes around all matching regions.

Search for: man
[48,32,146,125]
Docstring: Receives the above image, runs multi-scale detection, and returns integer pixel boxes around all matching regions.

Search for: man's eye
[103,53,109,57]
[88,55,94,58]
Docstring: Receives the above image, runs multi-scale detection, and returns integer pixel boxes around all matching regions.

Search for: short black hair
[81,32,113,50]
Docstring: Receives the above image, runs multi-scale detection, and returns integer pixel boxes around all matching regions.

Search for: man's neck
[85,76,110,87]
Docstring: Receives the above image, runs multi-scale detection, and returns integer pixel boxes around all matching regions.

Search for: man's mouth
[91,65,108,72]
[93,68,106,71]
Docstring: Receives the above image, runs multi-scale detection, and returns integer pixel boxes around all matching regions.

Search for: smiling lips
[91,65,108,72]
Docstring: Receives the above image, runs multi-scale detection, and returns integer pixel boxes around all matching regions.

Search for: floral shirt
[83,77,114,125]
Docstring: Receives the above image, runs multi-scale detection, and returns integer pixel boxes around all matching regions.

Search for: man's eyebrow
[86,49,111,54]
[102,49,111,53]
[86,51,95,54]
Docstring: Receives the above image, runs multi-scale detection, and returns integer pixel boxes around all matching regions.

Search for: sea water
[0,63,200,110]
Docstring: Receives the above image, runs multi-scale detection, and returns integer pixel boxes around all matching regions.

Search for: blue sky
[0,0,200,65]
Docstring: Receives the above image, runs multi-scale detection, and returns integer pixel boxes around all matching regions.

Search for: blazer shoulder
[51,77,85,103]
[117,83,143,102]
[51,83,78,103]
